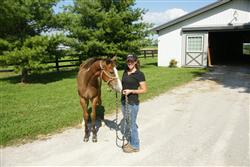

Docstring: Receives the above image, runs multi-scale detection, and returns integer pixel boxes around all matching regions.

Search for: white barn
[153,0,250,67]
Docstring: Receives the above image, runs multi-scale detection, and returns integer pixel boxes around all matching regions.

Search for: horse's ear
[105,59,112,65]
[111,55,117,61]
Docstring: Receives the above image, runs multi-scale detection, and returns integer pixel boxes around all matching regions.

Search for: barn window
[187,35,203,52]
[243,43,250,55]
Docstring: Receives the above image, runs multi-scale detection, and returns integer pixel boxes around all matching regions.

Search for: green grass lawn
[0,57,207,146]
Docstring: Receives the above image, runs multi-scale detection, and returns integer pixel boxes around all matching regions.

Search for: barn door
[184,33,208,67]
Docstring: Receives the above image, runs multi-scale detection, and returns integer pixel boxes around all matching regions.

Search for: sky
[55,0,217,27]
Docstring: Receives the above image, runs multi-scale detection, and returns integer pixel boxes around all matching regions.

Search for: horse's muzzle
[110,79,122,93]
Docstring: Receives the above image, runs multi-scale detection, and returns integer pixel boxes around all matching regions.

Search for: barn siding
[157,0,250,67]
[187,0,250,27]
[158,25,182,67]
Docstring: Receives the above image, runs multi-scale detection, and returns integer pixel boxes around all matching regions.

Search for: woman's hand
[122,89,134,95]
[123,82,147,95]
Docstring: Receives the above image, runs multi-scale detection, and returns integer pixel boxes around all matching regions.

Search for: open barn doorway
[208,30,250,66]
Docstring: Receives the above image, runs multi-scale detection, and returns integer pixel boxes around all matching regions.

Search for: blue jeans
[121,103,140,149]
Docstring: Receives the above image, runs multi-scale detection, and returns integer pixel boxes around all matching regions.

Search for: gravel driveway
[1,66,249,166]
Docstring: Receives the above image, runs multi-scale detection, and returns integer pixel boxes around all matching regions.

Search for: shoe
[122,144,139,153]
[122,143,129,149]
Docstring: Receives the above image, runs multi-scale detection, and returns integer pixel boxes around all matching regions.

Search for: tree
[57,0,152,60]
[0,0,59,82]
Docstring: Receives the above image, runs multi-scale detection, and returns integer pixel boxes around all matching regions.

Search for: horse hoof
[83,137,89,142]
[92,137,97,143]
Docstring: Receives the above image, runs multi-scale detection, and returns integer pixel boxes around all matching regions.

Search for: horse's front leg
[97,85,105,126]
[91,97,98,142]
[80,97,89,142]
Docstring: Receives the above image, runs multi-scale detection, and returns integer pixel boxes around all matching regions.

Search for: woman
[121,54,147,153]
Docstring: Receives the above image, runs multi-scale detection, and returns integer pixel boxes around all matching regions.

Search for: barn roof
[182,23,250,32]
[152,0,232,33]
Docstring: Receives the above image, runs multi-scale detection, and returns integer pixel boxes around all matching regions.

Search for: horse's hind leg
[80,97,89,142]
[91,97,98,142]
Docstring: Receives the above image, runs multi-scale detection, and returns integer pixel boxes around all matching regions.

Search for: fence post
[55,54,59,72]
[79,54,82,65]
[144,50,146,59]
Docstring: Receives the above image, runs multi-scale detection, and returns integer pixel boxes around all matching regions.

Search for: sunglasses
[126,60,136,63]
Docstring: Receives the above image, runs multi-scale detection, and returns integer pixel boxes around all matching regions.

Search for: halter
[99,60,118,85]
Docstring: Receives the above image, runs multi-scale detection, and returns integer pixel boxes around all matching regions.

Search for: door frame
[182,32,208,67]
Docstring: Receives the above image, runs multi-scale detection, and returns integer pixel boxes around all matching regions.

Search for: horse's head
[100,57,122,93]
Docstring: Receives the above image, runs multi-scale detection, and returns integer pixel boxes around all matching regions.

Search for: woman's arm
[133,81,147,94]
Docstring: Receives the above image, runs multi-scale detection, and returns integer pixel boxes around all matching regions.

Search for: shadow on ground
[198,65,250,93]
[0,69,78,84]
[83,105,129,147]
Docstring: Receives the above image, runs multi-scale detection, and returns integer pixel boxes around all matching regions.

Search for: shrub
[169,59,177,68]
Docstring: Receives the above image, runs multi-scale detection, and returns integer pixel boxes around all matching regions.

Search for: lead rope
[115,93,131,148]
[125,94,131,143]
[115,92,122,148]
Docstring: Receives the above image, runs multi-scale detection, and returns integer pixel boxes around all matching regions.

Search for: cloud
[143,8,188,27]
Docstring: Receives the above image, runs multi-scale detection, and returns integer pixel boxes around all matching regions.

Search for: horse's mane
[80,57,103,69]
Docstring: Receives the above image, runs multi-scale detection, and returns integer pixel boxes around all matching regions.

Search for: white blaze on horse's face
[112,67,122,93]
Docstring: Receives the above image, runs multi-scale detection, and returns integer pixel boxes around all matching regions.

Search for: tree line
[0,0,152,82]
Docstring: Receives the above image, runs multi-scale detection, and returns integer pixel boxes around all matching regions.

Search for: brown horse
[77,57,122,142]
